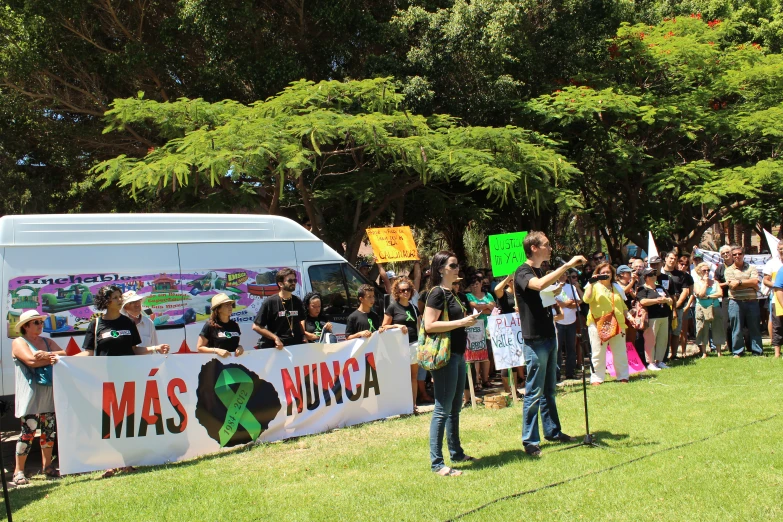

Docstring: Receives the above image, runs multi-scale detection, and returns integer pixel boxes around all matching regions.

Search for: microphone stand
[0,400,13,521]
[564,279,599,448]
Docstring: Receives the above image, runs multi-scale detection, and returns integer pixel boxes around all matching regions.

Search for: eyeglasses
[732,253,744,257]
[285,279,297,284]
[30,320,44,326]
[447,263,459,269]
[593,254,605,260]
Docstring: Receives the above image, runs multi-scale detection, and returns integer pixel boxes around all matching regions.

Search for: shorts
[672,307,685,336]
[409,341,419,365]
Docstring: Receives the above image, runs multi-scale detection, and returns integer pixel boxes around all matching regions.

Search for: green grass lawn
[7,353,783,521]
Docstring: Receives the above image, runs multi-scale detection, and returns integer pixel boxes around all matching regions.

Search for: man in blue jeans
[725,246,763,357]
[514,231,586,456]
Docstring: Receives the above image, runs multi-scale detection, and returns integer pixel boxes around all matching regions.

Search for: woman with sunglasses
[198,293,244,357]
[583,263,633,385]
[636,269,674,370]
[12,310,66,484]
[383,277,422,411]
[693,262,724,358]
[423,251,479,476]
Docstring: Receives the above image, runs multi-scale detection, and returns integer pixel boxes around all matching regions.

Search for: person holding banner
[424,251,478,476]
[583,263,633,385]
[301,292,333,342]
[383,277,421,410]
[121,291,170,354]
[197,293,244,357]
[346,285,384,339]
[514,233,585,457]
[80,286,166,356]
[253,268,307,349]
[12,310,65,484]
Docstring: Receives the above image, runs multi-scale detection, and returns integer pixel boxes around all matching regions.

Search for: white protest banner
[465,322,488,363]
[486,313,525,370]
[53,331,411,475]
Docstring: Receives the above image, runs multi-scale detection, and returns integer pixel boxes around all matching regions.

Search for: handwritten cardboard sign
[488,231,528,277]
[366,226,420,263]
[465,322,488,362]
[486,312,525,369]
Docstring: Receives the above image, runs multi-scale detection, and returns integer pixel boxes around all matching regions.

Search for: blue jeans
[522,337,563,447]
[729,299,763,355]
[556,323,577,378]
[429,352,467,471]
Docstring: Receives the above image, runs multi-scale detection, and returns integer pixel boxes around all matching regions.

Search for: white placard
[486,312,525,370]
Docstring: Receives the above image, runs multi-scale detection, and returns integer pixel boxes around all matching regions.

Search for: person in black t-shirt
[197,293,244,357]
[345,284,394,339]
[383,277,421,411]
[81,285,164,357]
[514,232,585,457]
[301,292,333,342]
[252,268,306,349]
[636,268,674,369]
[661,251,693,360]
[423,251,478,476]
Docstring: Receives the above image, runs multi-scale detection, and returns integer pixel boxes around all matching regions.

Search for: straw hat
[17,310,46,329]
[120,290,144,311]
[211,293,234,309]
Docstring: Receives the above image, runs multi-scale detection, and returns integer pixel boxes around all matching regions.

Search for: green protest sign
[488,231,528,277]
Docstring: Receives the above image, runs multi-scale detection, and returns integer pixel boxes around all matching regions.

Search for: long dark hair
[429,250,456,289]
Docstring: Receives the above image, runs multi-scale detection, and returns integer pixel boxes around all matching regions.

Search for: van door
[176,242,298,351]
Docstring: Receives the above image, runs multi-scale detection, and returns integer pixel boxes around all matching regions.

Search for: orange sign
[366,227,420,262]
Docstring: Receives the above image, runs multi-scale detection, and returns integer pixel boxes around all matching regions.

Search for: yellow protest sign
[366,227,420,262]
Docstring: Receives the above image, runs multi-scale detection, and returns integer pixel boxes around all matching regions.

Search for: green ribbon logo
[110,330,119,338]
[315,321,322,335]
[405,311,415,322]
[368,318,376,332]
[214,368,262,447]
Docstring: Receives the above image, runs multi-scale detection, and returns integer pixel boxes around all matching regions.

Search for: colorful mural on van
[6,268,298,338]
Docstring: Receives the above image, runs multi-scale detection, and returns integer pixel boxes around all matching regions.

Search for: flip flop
[436,467,463,477]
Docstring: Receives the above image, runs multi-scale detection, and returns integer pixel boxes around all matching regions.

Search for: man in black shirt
[345,284,384,339]
[252,268,306,349]
[514,231,586,456]
[661,251,692,360]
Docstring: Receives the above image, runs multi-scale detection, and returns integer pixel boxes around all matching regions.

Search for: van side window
[308,264,348,317]
[342,264,365,309]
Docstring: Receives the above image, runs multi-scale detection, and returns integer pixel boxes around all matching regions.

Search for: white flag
[648,231,659,259]
[764,229,780,262]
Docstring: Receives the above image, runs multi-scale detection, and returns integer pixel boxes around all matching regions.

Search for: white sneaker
[657,361,670,369]
[647,363,661,372]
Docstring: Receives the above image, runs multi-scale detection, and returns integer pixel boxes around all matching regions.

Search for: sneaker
[524,444,542,457]
[647,363,661,371]
[545,433,577,443]
[657,361,670,369]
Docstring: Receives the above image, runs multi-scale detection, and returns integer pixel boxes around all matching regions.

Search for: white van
[0,213,374,399]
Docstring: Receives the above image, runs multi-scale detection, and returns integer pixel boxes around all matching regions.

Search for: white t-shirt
[555,284,579,325]
[123,313,158,348]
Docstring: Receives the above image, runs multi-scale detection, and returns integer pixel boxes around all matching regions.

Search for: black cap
[642,268,657,277]
[648,256,663,264]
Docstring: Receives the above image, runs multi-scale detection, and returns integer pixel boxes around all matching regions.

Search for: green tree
[92,78,578,261]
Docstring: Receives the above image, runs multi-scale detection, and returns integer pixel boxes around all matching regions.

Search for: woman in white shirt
[121,291,169,353]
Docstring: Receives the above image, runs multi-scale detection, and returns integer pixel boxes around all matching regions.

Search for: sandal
[43,465,60,479]
[13,471,29,485]
[453,455,479,463]
[436,466,463,477]
[101,468,116,479]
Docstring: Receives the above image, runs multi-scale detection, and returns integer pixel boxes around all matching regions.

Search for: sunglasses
[447,263,460,269]
[30,320,44,326]
[593,255,605,260]
[732,253,744,257]
[285,278,297,284]
[398,288,412,294]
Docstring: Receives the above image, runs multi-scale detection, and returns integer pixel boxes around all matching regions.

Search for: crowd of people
[11,232,781,482]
